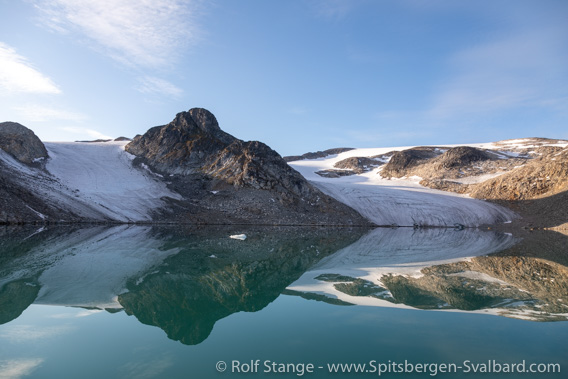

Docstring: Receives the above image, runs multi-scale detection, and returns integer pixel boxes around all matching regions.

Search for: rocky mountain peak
[125,107,312,194]
[187,107,220,133]
[125,108,238,174]
[0,122,48,165]
[124,107,370,225]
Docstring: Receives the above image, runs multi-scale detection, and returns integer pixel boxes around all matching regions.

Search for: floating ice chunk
[230,234,247,240]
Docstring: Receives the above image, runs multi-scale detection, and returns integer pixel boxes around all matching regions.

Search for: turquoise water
[0,226,566,378]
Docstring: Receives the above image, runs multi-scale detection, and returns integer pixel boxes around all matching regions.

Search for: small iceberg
[229,234,247,240]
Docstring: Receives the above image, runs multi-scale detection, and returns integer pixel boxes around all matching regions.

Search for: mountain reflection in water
[0,225,566,348]
[289,228,568,322]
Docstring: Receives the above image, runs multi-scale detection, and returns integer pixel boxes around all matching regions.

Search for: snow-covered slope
[1,141,182,222]
[287,227,568,321]
[0,226,180,309]
[289,144,518,226]
[289,227,515,283]
[41,142,179,222]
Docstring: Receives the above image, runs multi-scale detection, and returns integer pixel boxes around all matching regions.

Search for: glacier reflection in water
[289,227,568,321]
[0,225,567,378]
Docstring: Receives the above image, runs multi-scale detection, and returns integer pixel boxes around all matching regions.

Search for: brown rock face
[126,108,311,197]
[380,147,441,178]
[432,146,491,170]
[126,108,370,225]
[470,149,568,201]
[0,122,48,165]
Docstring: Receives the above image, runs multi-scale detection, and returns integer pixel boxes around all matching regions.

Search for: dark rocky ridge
[125,108,370,225]
[284,147,354,162]
[0,122,48,165]
[431,146,491,170]
[334,156,385,174]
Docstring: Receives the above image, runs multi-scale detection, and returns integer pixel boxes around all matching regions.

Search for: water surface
[0,225,566,378]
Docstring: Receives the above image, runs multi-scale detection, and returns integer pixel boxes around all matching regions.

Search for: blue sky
[1,0,567,155]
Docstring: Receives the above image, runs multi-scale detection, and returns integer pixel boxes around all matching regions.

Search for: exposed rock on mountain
[0,122,48,165]
[125,108,369,225]
[0,171,79,224]
[334,156,385,174]
[284,147,354,162]
[469,148,568,229]
[470,148,568,201]
[380,147,441,178]
[314,154,391,178]
[432,146,490,169]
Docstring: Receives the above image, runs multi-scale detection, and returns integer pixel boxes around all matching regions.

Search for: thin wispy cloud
[120,354,173,379]
[136,76,183,98]
[311,0,365,20]
[34,0,201,68]
[14,104,87,122]
[0,42,61,94]
[49,309,104,319]
[0,358,44,379]
[0,324,74,343]
[60,127,113,140]
[429,25,568,119]
[288,107,308,115]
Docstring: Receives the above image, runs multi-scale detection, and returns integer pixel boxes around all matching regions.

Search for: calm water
[0,225,566,378]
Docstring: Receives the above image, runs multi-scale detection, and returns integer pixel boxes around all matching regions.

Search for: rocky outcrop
[314,156,386,178]
[125,108,370,225]
[0,122,48,165]
[432,146,491,170]
[284,147,354,162]
[380,147,441,178]
[334,156,385,174]
[470,148,568,201]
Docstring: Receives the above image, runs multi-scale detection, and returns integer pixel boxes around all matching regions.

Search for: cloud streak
[14,105,87,122]
[60,127,113,140]
[0,358,44,379]
[311,0,366,20]
[0,42,61,94]
[0,324,74,343]
[429,24,568,119]
[136,76,183,97]
[34,0,201,68]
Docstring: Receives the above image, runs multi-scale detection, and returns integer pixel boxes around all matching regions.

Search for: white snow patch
[25,205,46,220]
[289,144,517,226]
[43,141,182,222]
[30,226,180,309]
[447,271,510,285]
[450,172,507,185]
[287,228,524,316]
